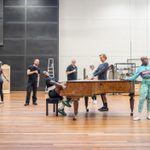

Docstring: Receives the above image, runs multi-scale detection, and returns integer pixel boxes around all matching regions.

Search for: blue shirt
[45,76,55,88]
[128,65,150,81]
[93,62,109,80]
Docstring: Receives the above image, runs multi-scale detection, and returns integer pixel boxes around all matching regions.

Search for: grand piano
[60,80,135,120]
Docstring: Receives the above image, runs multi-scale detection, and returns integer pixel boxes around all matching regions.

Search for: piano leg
[73,100,79,120]
[129,93,135,116]
[84,97,89,112]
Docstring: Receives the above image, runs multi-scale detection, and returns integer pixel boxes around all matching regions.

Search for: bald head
[141,56,149,66]
[71,59,76,66]
[34,59,40,66]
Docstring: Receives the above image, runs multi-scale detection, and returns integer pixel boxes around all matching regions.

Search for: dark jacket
[93,62,109,80]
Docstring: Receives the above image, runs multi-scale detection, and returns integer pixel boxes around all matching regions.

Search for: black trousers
[100,93,108,107]
[48,90,63,100]
[25,80,37,104]
[0,79,3,101]
[92,95,97,100]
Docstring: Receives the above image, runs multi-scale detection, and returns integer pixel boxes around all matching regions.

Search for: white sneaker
[0,101,3,104]
[133,116,141,121]
[147,116,150,120]
[93,100,97,105]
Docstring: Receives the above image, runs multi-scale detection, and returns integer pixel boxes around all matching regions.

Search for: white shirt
[87,69,96,79]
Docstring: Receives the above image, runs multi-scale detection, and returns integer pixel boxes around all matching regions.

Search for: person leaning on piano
[92,54,109,111]
[43,71,71,116]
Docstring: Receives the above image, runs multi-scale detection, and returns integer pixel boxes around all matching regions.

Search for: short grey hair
[43,71,49,76]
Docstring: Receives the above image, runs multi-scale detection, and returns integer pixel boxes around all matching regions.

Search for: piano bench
[46,98,60,116]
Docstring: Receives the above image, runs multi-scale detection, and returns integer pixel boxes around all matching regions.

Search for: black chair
[46,98,60,116]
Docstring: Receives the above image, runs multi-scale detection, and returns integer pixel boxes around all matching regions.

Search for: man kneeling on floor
[43,71,71,116]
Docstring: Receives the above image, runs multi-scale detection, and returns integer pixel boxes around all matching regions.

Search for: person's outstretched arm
[128,67,141,81]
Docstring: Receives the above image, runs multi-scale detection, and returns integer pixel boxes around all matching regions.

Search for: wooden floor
[0,91,150,150]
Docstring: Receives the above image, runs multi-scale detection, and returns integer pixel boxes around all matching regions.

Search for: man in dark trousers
[65,59,78,106]
[24,59,40,106]
[93,54,109,111]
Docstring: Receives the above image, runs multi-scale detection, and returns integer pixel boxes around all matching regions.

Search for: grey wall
[0,0,59,90]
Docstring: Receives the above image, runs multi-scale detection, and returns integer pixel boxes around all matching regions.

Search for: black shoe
[33,102,38,105]
[98,107,109,112]
[24,103,29,106]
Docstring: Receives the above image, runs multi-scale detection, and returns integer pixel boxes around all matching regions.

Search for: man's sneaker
[0,101,4,104]
[58,108,67,116]
[24,103,29,106]
[147,116,150,120]
[63,100,71,107]
[133,116,141,121]
[98,107,109,112]
[33,102,38,105]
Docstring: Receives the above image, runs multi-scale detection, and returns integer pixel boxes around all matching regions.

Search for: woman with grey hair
[0,61,9,103]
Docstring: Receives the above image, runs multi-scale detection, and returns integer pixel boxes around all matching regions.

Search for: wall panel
[0,0,59,90]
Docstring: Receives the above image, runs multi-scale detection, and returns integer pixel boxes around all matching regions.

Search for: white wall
[59,0,150,80]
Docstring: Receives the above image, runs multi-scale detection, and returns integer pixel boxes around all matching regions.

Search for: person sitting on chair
[43,71,70,116]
